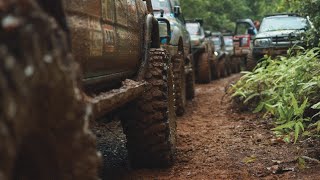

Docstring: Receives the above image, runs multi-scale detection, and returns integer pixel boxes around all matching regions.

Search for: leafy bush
[231,48,320,142]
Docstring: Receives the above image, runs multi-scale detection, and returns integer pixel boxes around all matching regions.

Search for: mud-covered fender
[136,14,160,80]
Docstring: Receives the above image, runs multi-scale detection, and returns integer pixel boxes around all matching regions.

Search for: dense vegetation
[231,49,320,142]
[181,0,320,31]
[227,1,320,141]
[181,0,320,141]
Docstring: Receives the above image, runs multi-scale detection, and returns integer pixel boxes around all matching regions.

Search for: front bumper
[253,47,289,58]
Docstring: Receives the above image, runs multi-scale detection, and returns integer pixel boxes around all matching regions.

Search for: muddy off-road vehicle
[233,19,257,70]
[223,34,241,73]
[151,0,195,116]
[248,13,314,70]
[0,0,178,179]
[209,31,232,79]
[186,19,213,83]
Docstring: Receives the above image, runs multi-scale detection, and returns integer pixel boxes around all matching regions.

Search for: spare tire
[0,1,100,180]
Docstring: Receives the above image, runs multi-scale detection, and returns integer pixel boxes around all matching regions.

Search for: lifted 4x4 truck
[186,19,213,83]
[249,13,314,70]
[151,0,195,116]
[0,0,178,179]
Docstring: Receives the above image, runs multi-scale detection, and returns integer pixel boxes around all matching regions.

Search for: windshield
[259,16,308,32]
[186,23,201,35]
[151,0,171,13]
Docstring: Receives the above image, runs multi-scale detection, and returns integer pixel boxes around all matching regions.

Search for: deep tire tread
[0,2,100,180]
[121,48,176,168]
[247,52,257,71]
[197,52,212,83]
[173,52,186,116]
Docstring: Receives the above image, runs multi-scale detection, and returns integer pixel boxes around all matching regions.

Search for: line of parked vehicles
[1,0,315,179]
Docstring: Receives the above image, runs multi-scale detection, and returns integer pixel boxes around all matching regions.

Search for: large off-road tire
[246,52,257,71]
[226,56,233,76]
[185,64,195,100]
[0,2,100,180]
[217,59,226,78]
[197,52,212,83]
[212,62,221,79]
[231,57,239,73]
[121,49,176,168]
[173,52,186,116]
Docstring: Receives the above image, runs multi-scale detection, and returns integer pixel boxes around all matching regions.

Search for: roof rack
[264,13,301,17]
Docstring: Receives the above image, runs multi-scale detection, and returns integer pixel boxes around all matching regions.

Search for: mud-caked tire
[197,52,212,83]
[185,64,195,100]
[246,52,257,71]
[0,2,100,180]
[173,52,186,116]
[231,57,239,73]
[121,49,176,168]
[212,62,220,80]
[226,56,232,76]
[217,59,226,78]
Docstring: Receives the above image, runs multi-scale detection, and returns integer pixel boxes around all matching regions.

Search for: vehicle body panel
[233,19,257,57]
[152,0,191,56]
[63,0,146,88]
[252,14,311,59]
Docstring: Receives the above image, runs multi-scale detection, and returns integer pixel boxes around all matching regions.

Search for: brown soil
[95,74,320,180]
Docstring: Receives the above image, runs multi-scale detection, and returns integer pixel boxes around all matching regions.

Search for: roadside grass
[230,48,320,142]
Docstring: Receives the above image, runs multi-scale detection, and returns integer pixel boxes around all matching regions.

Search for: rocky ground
[92,74,320,180]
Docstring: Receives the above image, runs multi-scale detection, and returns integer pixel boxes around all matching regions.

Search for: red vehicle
[233,19,257,68]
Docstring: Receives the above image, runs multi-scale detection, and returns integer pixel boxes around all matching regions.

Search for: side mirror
[157,18,171,44]
[205,31,212,38]
[247,27,256,36]
[174,6,181,17]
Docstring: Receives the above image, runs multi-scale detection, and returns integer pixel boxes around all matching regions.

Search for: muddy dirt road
[93,74,320,180]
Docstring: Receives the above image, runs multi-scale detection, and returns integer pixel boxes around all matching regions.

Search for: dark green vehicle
[0,0,177,179]
[186,19,213,83]
[152,0,195,116]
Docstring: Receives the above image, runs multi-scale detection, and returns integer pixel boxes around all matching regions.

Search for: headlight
[254,38,271,47]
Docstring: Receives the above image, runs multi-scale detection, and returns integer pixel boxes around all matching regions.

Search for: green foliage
[231,48,320,142]
[181,0,320,33]
[180,0,281,31]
